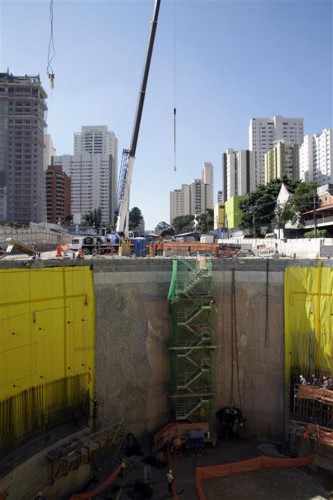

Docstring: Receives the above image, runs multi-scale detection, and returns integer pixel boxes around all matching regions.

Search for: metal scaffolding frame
[168,259,216,421]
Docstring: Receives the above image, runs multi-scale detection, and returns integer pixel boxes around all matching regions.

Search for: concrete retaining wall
[92,258,295,439]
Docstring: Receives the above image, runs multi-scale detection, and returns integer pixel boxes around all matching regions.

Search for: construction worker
[166,468,175,496]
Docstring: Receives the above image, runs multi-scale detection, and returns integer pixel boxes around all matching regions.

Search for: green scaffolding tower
[168,259,216,421]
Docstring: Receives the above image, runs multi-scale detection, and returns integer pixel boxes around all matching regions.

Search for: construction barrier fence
[0,266,95,456]
[195,455,313,500]
[285,266,333,444]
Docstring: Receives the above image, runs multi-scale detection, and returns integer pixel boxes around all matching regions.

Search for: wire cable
[173,0,177,172]
[47,0,56,88]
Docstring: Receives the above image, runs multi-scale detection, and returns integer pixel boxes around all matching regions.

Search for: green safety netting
[168,259,215,421]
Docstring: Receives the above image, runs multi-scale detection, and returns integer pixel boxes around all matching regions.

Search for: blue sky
[1,0,332,228]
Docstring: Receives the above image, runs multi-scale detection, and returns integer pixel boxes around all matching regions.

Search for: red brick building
[45,165,71,224]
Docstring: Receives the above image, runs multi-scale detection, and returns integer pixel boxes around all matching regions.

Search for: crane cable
[47,0,55,88]
[173,0,177,172]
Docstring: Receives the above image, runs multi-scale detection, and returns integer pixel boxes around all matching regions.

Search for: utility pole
[252,210,256,238]
[313,192,318,238]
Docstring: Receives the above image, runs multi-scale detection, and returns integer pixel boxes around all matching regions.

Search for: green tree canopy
[292,182,318,216]
[83,208,102,228]
[305,228,327,238]
[240,180,286,235]
[240,179,319,235]
[155,221,175,237]
[173,214,195,234]
[197,209,214,233]
[129,207,144,231]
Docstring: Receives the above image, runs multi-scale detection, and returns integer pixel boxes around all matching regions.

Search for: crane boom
[116,0,161,236]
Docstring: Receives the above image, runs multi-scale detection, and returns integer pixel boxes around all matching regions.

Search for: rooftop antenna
[47,0,55,88]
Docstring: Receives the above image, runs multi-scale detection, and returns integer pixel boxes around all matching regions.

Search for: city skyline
[1,0,332,227]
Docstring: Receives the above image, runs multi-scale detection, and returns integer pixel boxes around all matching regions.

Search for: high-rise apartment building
[300,129,333,185]
[53,154,72,176]
[0,72,47,223]
[70,126,118,224]
[170,184,191,223]
[249,115,304,186]
[45,164,71,224]
[222,149,255,202]
[169,162,214,223]
[264,141,299,184]
[43,133,56,172]
[201,162,214,211]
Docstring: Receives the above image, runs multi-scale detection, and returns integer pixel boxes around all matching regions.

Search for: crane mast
[116,0,161,236]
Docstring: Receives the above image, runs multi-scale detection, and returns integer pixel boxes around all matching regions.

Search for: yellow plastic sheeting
[285,266,333,381]
[0,266,95,447]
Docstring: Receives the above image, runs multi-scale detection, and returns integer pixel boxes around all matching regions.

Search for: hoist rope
[173,0,177,172]
[47,0,56,83]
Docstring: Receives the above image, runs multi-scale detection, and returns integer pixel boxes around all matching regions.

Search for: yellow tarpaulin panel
[285,266,333,382]
[0,266,95,452]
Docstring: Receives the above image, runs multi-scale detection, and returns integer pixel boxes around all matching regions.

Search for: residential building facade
[43,133,56,172]
[170,184,191,223]
[70,126,118,225]
[225,195,243,229]
[300,129,333,185]
[214,202,225,230]
[45,164,71,224]
[169,162,214,223]
[53,154,72,176]
[249,115,304,186]
[201,161,214,211]
[264,141,299,184]
[0,72,47,223]
[222,149,255,202]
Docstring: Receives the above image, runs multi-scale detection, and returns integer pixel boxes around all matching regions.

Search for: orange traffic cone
[56,245,63,257]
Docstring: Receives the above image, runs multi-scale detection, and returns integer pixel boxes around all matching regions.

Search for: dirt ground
[78,438,332,500]
[204,467,330,500]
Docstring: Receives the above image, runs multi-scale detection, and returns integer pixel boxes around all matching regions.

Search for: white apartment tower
[202,162,214,211]
[222,149,255,202]
[249,115,304,186]
[300,128,333,184]
[71,126,118,224]
[43,134,56,172]
[170,162,214,223]
[170,184,191,223]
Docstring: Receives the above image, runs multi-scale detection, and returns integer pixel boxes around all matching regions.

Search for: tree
[172,215,195,234]
[305,228,327,238]
[292,182,318,218]
[155,221,175,237]
[240,180,285,236]
[83,208,102,228]
[240,179,319,235]
[197,209,214,233]
[129,207,144,231]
